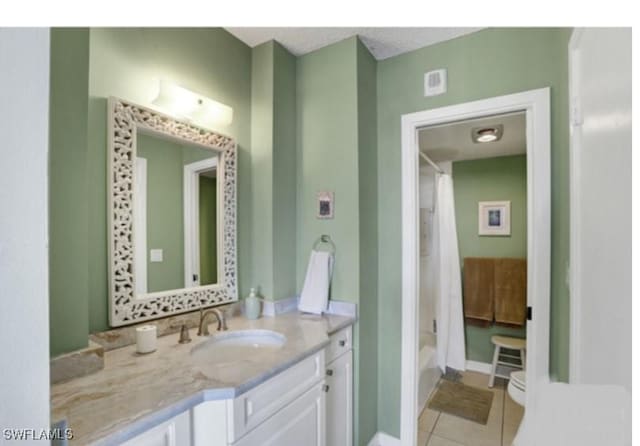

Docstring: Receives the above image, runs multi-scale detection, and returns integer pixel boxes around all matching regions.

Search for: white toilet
[506,371,632,446]
[507,371,526,445]
[507,370,526,407]
[509,381,631,446]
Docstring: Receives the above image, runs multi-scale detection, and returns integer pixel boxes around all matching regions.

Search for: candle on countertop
[136,325,157,354]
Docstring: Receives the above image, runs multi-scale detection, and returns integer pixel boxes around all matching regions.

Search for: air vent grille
[424,69,447,97]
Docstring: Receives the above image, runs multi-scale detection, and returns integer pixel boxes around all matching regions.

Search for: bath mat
[428,380,494,424]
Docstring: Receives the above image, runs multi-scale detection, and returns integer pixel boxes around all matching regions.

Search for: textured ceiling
[225,27,482,60]
[419,112,526,164]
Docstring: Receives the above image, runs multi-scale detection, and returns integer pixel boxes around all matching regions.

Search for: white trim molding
[466,360,493,375]
[107,97,238,326]
[367,432,402,446]
[568,28,584,385]
[567,28,632,390]
[183,157,219,288]
[400,88,551,446]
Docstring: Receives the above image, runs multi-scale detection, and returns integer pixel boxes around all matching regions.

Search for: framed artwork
[317,191,334,219]
[478,201,511,236]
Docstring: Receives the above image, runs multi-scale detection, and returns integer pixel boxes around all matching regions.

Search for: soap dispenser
[245,288,261,320]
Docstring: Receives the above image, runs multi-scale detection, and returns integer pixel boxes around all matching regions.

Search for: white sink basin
[190,329,286,363]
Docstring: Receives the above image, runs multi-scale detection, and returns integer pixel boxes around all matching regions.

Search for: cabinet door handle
[322,384,330,392]
[338,340,346,347]
[326,369,334,376]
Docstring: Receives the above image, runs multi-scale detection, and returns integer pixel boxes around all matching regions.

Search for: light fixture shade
[152,80,233,128]
[477,132,498,143]
[471,124,503,143]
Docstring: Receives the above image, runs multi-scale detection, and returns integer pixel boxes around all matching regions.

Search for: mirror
[134,132,220,294]
[108,98,237,327]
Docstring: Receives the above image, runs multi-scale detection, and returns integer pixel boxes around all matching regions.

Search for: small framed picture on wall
[317,191,334,219]
[478,201,511,236]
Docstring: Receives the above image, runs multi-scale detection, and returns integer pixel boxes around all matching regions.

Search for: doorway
[400,89,551,446]
[183,157,220,288]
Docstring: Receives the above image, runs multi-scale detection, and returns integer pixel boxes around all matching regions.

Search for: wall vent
[424,69,447,97]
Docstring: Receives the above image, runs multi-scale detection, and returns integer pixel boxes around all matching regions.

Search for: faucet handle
[178,324,191,344]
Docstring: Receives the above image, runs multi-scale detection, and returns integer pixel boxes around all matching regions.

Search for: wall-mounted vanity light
[152,80,233,129]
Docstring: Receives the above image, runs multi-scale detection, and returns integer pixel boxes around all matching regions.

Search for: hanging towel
[298,250,334,314]
[463,258,495,327]
[494,258,527,327]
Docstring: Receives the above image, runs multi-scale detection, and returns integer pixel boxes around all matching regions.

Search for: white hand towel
[298,250,334,314]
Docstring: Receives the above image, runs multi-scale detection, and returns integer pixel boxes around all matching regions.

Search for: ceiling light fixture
[152,80,233,129]
[471,124,503,143]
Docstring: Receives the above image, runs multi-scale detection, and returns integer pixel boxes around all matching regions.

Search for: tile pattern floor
[417,371,524,446]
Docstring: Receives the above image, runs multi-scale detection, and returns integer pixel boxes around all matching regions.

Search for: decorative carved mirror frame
[107,97,237,327]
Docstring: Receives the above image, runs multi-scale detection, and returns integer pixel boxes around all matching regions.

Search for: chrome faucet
[197,308,227,336]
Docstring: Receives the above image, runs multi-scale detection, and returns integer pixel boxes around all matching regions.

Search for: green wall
[296,40,361,446]
[296,36,379,446]
[453,155,527,363]
[138,134,185,292]
[296,38,360,300]
[356,39,379,446]
[49,28,90,356]
[250,42,275,298]
[376,28,571,437]
[199,176,218,286]
[251,38,377,444]
[87,28,252,333]
[250,41,298,301]
[271,43,298,300]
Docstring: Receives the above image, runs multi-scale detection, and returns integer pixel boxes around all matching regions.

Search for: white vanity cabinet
[325,326,353,446]
[192,350,327,446]
[232,383,325,446]
[228,350,325,441]
[121,410,192,446]
[122,327,354,446]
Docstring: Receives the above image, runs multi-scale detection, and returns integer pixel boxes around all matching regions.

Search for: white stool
[489,335,526,387]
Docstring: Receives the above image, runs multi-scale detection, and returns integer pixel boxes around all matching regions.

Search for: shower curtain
[433,173,466,373]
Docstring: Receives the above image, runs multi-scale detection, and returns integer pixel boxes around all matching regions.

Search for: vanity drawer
[228,351,325,442]
[231,383,326,446]
[120,410,191,446]
[325,326,352,363]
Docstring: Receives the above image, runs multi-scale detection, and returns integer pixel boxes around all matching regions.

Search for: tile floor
[417,370,524,446]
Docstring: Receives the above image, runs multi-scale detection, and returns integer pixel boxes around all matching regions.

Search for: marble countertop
[51,311,355,445]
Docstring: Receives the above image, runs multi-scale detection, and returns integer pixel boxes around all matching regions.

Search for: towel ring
[312,234,336,254]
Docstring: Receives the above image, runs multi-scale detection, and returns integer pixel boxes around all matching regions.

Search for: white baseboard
[367,431,401,446]
[466,360,493,374]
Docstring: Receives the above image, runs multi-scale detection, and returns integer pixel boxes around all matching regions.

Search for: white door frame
[568,28,632,389]
[568,28,584,384]
[183,157,218,288]
[400,88,551,445]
